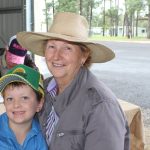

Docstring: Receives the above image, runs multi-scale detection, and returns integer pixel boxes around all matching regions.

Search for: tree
[42,0,148,38]
[124,0,143,38]
[146,0,150,38]
[44,0,49,31]
[106,7,119,36]
[56,0,78,12]
[43,0,56,31]
[79,0,83,15]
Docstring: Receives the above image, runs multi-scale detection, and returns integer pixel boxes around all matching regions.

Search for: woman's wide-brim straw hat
[17,12,115,63]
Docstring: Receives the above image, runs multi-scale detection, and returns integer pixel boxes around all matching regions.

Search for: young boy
[0,64,48,150]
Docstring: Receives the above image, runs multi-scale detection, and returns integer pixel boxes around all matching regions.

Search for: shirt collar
[47,78,57,97]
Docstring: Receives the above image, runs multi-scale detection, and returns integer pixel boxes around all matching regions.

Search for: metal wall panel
[0,0,22,9]
[0,0,25,48]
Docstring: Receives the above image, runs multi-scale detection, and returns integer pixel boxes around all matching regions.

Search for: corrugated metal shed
[0,0,26,48]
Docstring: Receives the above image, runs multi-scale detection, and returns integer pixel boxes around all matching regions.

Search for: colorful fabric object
[6,35,27,64]
[46,106,59,144]
[46,78,59,144]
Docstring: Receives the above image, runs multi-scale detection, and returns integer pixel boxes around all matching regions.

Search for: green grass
[89,35,150,42]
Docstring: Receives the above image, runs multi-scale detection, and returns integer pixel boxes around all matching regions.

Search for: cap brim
[17,32,115,63]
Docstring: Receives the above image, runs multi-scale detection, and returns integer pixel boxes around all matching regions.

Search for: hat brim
[17,32,115,63]
[0,74,43,96]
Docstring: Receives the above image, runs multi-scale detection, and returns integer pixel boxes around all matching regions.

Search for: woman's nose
[53,49,62,60]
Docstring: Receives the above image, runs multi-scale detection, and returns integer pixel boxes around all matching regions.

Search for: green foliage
[125,0,144,13]
[146,0,150,5]
[56,0,78,12]
[43,0,149,38]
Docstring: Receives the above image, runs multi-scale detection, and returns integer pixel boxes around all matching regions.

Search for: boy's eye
[22,96,29,101]
[66,47,71,50]
[6,97,13,102]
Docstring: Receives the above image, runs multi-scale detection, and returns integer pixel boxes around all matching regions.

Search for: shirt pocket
[55,129,85,150]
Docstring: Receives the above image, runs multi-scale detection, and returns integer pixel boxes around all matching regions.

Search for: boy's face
[3,84,43,127]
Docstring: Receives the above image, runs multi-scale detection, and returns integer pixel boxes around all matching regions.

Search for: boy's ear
[36,98,44,112]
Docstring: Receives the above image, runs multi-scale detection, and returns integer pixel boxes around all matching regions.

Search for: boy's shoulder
[0,113,8,130]
[0,112,7,120]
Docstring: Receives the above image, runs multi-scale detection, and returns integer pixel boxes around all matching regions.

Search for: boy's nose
[13,100,21,108]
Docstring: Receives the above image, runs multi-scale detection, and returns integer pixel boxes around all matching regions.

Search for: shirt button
[43,123,46,127]
[57,132,64,137]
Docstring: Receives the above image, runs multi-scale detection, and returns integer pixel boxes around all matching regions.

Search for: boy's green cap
[0,64,44,97]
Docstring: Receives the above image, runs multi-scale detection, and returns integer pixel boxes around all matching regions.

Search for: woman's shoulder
[85,75,118,106]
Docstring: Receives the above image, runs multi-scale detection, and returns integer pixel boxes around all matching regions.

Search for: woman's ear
[81,50,90,65]
[36,98,44,112]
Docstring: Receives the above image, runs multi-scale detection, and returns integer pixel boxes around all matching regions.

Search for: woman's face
[45,40,88,83]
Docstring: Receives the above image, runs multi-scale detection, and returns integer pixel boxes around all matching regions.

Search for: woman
[17,12,129,150]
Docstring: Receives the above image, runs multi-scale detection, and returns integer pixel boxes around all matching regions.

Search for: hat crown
[9,64,43,88]
[0,64,44,96]
[49,12,89,40]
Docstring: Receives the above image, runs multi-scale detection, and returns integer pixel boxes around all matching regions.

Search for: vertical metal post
[103,0,106,36]
[26,0,32,31]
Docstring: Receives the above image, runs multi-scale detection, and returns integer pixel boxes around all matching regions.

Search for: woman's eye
[47,45,55,49]
[64,46,72,51]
